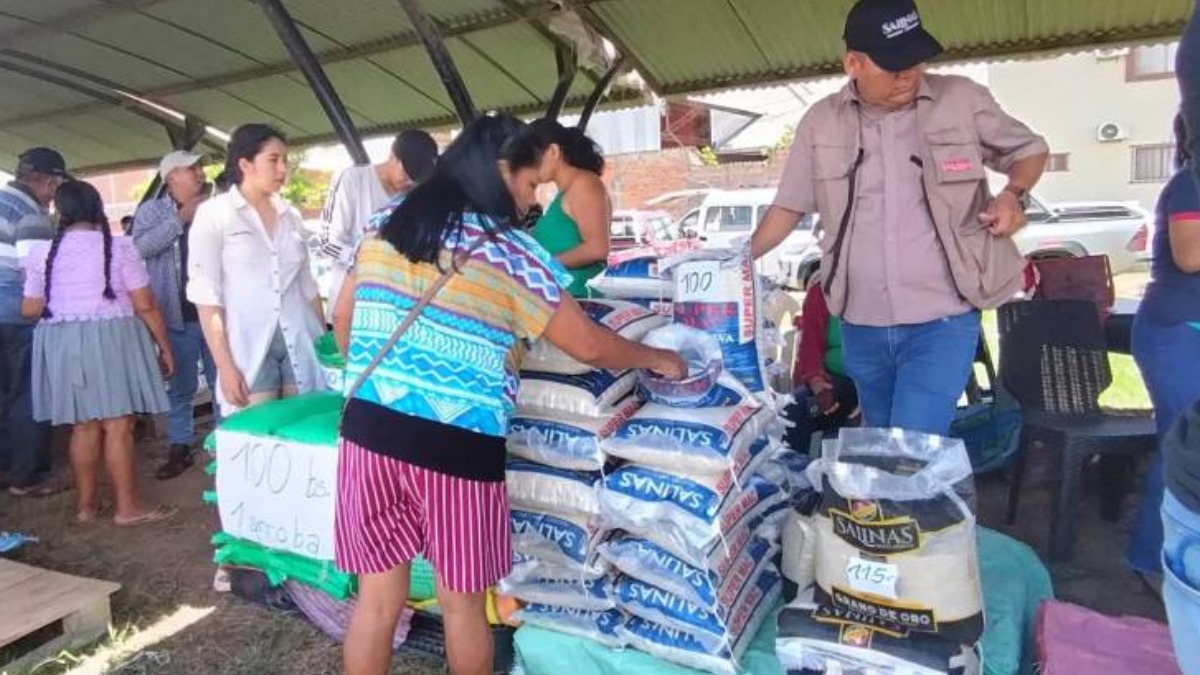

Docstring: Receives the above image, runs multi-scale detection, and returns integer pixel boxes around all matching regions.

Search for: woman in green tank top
[506,119,610,298]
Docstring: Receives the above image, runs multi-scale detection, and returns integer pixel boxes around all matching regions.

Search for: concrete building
[988,43,1180,211]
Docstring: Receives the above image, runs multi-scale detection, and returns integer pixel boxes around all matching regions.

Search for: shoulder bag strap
[343,237,486,404]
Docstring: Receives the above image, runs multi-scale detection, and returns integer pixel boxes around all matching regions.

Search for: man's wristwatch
[1002,184,1031,210]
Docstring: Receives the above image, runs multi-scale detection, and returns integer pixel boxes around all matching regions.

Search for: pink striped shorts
[334,438,512,593]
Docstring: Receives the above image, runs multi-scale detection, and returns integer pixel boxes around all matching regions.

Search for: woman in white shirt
[187,124,325,415]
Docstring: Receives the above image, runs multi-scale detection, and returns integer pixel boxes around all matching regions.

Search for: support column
[255,0,369,165]
[397,0,477,124]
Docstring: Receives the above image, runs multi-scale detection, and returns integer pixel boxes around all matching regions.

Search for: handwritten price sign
[215,431,339,561]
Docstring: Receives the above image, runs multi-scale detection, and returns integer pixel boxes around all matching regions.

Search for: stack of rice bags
[776,428,984,675]
[587,241,699,316]
[502,299,667,645]
[592,244,793,674]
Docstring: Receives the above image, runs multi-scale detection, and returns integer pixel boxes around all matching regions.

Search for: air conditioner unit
[1097,122,1128,143]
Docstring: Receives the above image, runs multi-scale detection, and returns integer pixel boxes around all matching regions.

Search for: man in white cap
[132,150,218,479]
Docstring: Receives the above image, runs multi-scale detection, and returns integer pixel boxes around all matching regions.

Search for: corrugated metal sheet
[0,0,1190,173]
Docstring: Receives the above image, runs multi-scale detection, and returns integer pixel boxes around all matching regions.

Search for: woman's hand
[157,345,176,379]
[649,350,688,381]
[220,367,251,408]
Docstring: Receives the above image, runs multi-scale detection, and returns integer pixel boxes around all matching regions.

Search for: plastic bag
[498,574,616,612]
[510,508,602,568]
[507,398,640,471]
[518,369,638,418]
[806,428,984,644]
[516,605,626,649]
[588,253,673,301]
[525,300,668,375]
[506,460,603,519]
[604,402,779,476]
[638,325,758,408]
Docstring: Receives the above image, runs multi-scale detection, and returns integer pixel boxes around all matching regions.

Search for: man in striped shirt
[0,148,68,495]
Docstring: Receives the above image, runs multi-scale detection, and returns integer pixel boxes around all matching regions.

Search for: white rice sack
[516,605,626,649]
[781,512,817,592]
[510,551,607,582]
[603,402,779,475]
[518,369,638,418]
[588,254,673,300]
[525,300,668,375]
[807,428,984,645]
[775,600,978,675]
[506,460,602,519]
[510,508,602,568]
[625,297,674,317]
[507,398,641,471]
[617,570,781,675]
[498,574,615,612]
[663,241,770,394]
[598,531,774,610]
[599,438,773,551]
[638,325,758,408]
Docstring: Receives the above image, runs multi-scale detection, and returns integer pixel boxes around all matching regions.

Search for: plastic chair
[998,299,1156,562]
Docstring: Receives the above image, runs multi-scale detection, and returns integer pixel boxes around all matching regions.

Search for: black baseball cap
[392,129,438,184]
[17,147,72,179]
[844,0,944,73]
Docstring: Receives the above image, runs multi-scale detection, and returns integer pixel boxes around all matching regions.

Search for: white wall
[988,51,1179,211]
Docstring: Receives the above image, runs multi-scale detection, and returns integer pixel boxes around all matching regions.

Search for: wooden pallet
[0,561,120,674]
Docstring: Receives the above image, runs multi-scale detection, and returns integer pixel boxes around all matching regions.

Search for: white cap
[158,150,203,180]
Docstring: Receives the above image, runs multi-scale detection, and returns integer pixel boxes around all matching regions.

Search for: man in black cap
[0,147,69,495]
[753,0,1048,436]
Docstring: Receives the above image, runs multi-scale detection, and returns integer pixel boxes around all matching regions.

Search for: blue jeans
[1164,489,1200,675]
[842,311,981,436]
[1128,316,1200,574]
[166,322,218,447]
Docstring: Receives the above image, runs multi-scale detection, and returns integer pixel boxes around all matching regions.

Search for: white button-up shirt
[186,186,325,414]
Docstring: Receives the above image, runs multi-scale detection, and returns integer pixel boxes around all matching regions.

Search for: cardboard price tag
[845,557,900,600]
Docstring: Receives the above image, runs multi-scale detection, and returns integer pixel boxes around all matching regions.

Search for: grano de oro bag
[775,599,980,675]
[617,569,782,675]
[518,368,638,418]
[806,428,984,645]
[507,397,640,471]
[506,460,603,519]
[525,299,668,375]
[603,402,780,476]
[662,241,770,395]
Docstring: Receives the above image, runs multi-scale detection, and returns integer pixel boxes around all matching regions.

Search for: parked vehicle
[610,209,682,251]
[673,188,817,287]
[1014,196,1151,274]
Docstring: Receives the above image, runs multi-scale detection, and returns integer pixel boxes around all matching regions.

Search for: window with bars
[1131,145,1175,183]
[1127,43,1179,81]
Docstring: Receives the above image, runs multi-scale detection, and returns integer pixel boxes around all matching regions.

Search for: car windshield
[705,205,754,232]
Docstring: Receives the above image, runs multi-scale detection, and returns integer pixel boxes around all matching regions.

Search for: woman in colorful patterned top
[331,114,685,675]
[1127,113,1200,577]
[514,118,611,297]
[22,181,176,526]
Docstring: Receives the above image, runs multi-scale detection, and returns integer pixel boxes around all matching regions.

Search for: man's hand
[978,191,1027,238]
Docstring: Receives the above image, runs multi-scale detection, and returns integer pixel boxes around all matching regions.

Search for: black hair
[1175,112,1192,169]
[505,118,605,176]
[43,181,114,318]
[381,113,529,265]
[224,123,287,185]
[213,169,234,194]
[392,129,439,184]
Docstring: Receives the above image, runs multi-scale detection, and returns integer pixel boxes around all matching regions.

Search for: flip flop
[8,482,68,498]
[114,505,178,528]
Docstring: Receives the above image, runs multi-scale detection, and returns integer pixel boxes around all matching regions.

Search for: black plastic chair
[998,299,1156,562]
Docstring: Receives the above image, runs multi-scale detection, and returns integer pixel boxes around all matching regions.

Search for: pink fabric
[1037,600,1183,675]
[23,232,149,323]
[284,580,413,647]
[334,438,512,593]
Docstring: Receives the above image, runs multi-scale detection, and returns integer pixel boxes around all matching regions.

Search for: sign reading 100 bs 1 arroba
[215,430,339,561]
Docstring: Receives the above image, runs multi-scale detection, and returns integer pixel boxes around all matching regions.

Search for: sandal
[8,481,68,498]
[114,505,178,528]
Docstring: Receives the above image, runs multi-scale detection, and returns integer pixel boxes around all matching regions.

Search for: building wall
[988,50,1179,211]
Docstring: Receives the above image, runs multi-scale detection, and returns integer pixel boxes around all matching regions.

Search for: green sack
[315,331,346,370]
[212,531,356,599]
[218,392,344,437]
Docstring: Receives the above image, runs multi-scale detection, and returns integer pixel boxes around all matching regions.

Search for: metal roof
[0,0,1191,175]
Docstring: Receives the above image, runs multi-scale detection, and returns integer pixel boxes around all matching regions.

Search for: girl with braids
[504,118,612,297]
[21,180,176,526]
[187,123,325,416]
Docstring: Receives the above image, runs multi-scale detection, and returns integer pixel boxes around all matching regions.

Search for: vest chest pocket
[927,140,988,234]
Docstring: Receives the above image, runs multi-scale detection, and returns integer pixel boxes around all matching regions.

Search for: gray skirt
[32,316,170,425]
